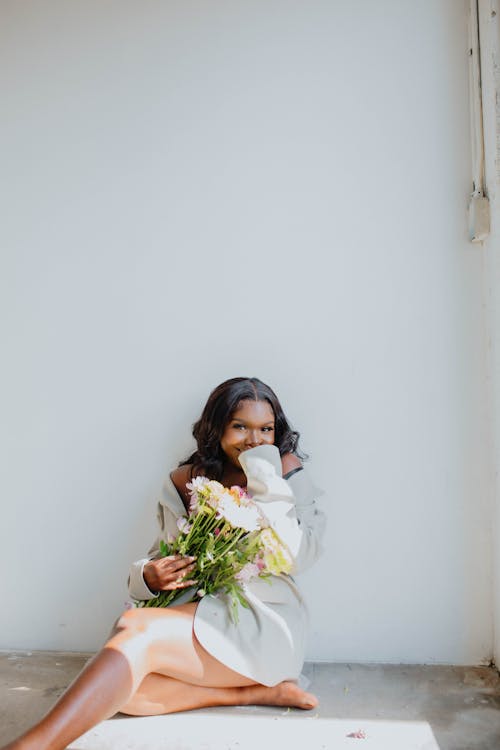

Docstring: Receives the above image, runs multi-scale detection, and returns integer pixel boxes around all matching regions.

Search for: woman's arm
[238,444,326,574]
[128,467,195,600]
[128,537,161,601]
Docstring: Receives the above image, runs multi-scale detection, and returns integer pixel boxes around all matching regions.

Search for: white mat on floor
[69,712,440,750]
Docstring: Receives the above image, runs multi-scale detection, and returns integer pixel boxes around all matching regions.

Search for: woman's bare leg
[121,673,318,716]
[112,604,317,714]
[2,647,133,750]
[1,604,317,750]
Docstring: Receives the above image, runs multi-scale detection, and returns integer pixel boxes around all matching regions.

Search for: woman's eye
[232,424,273,431]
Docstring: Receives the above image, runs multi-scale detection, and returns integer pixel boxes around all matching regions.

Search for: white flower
[204,480,226,509]
[186,476,209,513]
[217,492,261,532]
[186,476,210,493]
[186,476,209,510]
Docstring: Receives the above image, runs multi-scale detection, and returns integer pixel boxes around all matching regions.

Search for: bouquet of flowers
[137,476,293,622]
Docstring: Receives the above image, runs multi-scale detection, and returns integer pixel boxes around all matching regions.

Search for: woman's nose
[245,430,261,447]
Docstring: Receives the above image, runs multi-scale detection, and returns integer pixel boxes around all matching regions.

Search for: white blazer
[128,444,326,686]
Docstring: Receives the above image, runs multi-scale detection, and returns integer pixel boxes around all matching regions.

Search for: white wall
[479,0,500,667]
[0,0,493,664]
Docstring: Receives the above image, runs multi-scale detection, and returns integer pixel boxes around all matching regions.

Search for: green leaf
[228,593,240,625]
[236,590,250,609]
[159,540,169,557]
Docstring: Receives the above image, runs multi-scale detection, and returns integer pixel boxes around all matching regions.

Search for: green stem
[210,528,247,566]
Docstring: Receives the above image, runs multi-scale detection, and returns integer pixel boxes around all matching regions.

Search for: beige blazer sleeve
[128,475,187,601]
[237,444,326,574]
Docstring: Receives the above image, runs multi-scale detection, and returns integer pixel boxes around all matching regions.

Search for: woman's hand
[143,555,197,593]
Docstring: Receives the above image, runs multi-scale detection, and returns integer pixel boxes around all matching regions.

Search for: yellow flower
[259,528,293,575]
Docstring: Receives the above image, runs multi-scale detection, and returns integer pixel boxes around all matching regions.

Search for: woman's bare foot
[248,680,318,709]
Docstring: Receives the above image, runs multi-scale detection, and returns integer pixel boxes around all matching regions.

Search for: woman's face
[220,399,275,468]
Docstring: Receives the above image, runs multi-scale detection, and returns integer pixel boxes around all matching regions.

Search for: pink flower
[230,485,252,504]
[176,517,192,534]
[235,562,260,583]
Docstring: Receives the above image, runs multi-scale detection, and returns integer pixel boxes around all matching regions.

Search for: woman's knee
[116,608,147,632]
[108,608,186,650]
[104,609,156,655]
[114,607,166,637]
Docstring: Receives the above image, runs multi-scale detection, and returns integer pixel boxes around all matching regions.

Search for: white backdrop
[480,0,500,667]
[0,0,494,664]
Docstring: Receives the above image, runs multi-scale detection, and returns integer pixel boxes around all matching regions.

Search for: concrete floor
[1,652,500,750]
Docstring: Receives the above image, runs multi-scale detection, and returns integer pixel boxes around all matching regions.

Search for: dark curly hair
[178,377,308,480]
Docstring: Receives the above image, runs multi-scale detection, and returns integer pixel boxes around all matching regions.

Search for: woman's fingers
[160,555,196,571]
[173,579,198,588]
[143,556,197,592]
[161,558,196,576]
[153,556,198,590]
[161,573,198,591]
[168,563,197,581]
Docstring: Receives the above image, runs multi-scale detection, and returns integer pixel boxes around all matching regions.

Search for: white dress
[128,444,325,687]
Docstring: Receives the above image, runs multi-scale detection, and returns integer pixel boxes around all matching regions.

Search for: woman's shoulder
[169,464,193,510]
[281,452,303,477]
